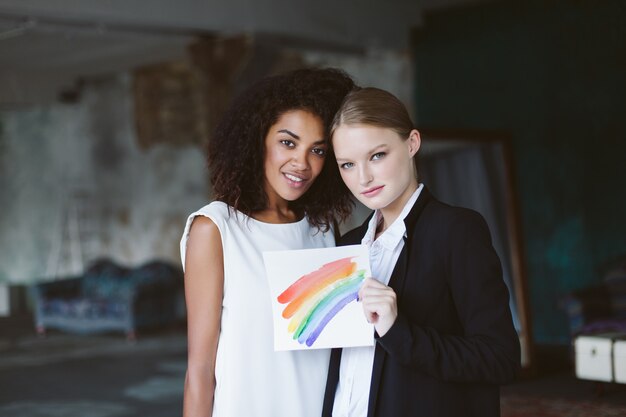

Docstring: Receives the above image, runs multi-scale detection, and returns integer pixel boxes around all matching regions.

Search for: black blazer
[322,188,520,417]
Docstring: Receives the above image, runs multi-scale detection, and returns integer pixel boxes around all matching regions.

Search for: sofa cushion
[82,259,133,299]
[42,298,129,319]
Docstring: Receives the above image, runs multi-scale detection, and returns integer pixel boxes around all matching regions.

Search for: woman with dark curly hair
[180,68,355,417]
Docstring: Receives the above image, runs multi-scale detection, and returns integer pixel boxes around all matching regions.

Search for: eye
[339,162,354,170]
[371,152,386,161]
[280,139,295,148]
[311,147,326,157]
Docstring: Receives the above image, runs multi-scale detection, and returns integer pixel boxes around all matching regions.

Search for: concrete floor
[2,323,626,417]
[0,329,186,417]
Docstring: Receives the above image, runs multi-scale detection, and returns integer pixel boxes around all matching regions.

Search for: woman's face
[263,110,327,204]
[332,124,420,213]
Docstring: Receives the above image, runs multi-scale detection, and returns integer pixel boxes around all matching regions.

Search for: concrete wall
[0,74,207,283]
[0,50,414,284]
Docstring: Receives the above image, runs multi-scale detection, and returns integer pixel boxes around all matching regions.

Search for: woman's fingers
[358,277,392,298]
[358,278,398,336]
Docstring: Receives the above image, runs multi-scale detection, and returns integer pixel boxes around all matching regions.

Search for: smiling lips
[283,172,309,188]
[361,185,384,198]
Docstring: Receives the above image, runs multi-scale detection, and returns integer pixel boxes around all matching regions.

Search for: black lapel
[366,342,386,417]
[386,187,431,295]
[322,348,343,416]
[367,187,432,417]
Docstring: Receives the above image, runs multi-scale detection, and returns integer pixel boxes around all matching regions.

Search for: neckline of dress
[234,206,308,227]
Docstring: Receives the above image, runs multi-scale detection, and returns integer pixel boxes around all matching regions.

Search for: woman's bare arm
[183,216,224,417]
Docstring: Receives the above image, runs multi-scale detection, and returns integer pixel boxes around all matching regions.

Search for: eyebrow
[277,129,299,140]
[336,144,388,162]
[277,129,325,145]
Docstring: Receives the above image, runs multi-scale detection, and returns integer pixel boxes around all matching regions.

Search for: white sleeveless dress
[180,201,334,417]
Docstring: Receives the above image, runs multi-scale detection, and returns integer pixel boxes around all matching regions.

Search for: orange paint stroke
[277,257,354,304]
[281,261,357,319]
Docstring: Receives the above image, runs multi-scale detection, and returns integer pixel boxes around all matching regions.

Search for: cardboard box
[574,334,620,382]
[614,338,626,383]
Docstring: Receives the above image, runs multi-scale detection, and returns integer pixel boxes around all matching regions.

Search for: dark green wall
[413,0,626,344]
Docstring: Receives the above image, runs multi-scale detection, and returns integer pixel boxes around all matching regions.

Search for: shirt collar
[362,183,424,250]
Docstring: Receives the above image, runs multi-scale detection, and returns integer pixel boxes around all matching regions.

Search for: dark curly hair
[208,67,356,232]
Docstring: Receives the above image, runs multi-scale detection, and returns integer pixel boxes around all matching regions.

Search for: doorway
[419,130,533,372]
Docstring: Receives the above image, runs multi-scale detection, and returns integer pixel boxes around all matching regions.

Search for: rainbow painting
[264,245,374,351]
[278,256,365,347]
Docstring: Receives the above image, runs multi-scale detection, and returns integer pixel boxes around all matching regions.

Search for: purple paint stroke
[296,275,364,344]
[305,292,359,347]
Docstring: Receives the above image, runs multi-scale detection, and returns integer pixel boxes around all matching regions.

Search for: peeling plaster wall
[0,74,208,283]
[0,51,414,283]
[303,49,414,116]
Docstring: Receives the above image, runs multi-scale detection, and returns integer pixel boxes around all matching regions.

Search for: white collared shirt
[332,184,424,417]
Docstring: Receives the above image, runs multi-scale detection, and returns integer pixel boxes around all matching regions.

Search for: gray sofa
[32,259,185,338]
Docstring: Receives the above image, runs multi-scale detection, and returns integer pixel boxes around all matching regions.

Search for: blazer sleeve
[376,210,521,384]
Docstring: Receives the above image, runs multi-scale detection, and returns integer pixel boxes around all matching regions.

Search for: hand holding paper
[358,277,398,337]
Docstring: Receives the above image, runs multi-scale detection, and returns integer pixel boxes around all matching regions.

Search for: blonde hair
[330,87,414,138]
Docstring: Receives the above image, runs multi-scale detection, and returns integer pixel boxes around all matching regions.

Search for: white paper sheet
[263,244,374,351]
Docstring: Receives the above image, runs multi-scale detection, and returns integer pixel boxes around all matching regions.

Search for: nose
[290,149,310,171]
[358,164,373,186]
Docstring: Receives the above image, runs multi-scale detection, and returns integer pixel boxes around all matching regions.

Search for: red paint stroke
[277,257,354,304]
